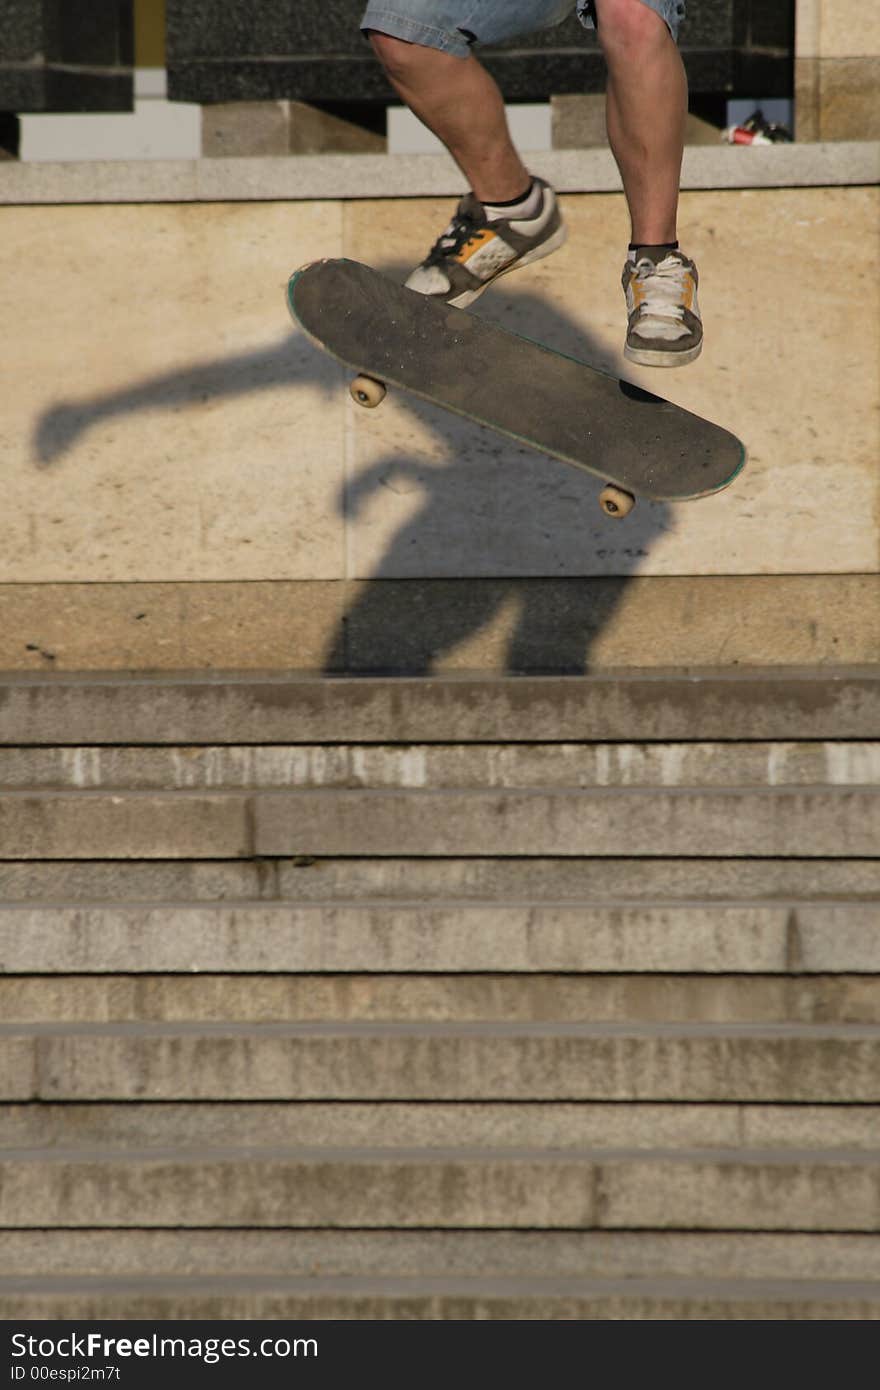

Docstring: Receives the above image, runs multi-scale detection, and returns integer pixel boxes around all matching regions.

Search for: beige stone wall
[1,186,877,670]
[796,0,880,140]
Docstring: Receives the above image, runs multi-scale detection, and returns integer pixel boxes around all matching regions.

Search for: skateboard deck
[287,257,746,516]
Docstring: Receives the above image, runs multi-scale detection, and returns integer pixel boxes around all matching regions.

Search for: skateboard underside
[288,258,746,503]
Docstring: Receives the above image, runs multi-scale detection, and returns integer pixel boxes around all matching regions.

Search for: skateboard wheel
[350,375,386,408]
[599,485,635,519]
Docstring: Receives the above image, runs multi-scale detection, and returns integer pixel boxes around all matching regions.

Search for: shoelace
[425,209,485,266]
[632,255,691,320]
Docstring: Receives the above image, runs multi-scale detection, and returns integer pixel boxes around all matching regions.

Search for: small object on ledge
[721,108,794,145]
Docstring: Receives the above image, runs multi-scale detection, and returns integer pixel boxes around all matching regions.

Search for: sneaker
[405,177,567,308]
[622,247,703,367]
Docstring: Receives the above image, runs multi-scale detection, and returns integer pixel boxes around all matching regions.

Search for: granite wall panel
[0,0,134,112]
[166,0,794,105]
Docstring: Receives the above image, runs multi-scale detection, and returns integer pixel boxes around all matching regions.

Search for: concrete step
[4,857,880,902]
[7,1228,880,1282]
[4,973,879,1024]
[4,1022,880,1101]
[3,786,879,857]
[1,673,875,1313]
[253,788,880,858]
[2,670,878,745]
[4,742,880,789]
[4,1101,879,1153]
[2,902,877,973]
[1,1143,878,1229]
[2,1274,878,1320]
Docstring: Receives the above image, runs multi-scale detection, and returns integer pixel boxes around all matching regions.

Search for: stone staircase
[1,668,879,1319]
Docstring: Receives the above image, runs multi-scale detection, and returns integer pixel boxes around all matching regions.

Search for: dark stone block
[0,0,133,113]
[2,2,45,62]
[169,57,393,106]
[681,3,735,46]
[481,52,606,104]
[746,0,796,50]
[43,70,135,113]
[734,50,795,97]
[727,0,794,50]
[56,1,134,67]
[166,0,793,105]
[166,0,366,58]
[0,113,20,158]
[0,70,44,111]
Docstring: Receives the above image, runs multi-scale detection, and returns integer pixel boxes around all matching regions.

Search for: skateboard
[287,257,745,519]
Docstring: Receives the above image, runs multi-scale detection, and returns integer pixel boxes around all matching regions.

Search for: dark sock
[484,181,535,209]
[629,240,679,254]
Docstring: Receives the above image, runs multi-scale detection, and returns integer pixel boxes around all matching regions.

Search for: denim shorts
[360,0,686,56]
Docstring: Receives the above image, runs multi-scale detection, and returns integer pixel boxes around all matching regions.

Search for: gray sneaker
[622,247,703,367]
[405,177,567,308]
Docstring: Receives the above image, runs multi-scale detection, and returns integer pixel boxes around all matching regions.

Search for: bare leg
[594,0,688,245]
[368,33,530,202]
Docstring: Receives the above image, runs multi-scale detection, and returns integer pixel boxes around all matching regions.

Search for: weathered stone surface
[8,1022,880,1101]
[198,100,389,159]
[288,102,385,155]
[2,577,880,671]
[254,786,880,858]
[796,0,880,60]
[0,582,346,672]
[3,739,878,790]
[2,1277,878,1321]
[0,794,251,859]
[2,670,880,744]
[2,855,879,903]
[812,58,880,140]
[552,95,723,149]
[3,973,880,1025]
[0,1146,876,1228]
[0,202,347,588]
[201,101,290,157]
[5,1100,879,1154]
[2,1227,878,1281]
[4,901,880,974]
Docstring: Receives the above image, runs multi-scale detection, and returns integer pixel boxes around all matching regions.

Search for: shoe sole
[624,340,703,368]
[444,223,569,309]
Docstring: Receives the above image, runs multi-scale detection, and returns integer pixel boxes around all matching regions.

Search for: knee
[368,30,428,81]
[593,0,670,57]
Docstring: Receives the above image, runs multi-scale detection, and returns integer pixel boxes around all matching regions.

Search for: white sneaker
[405,178,567,309]
[622,247,703,367]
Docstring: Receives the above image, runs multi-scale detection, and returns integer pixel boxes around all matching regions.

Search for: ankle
[628,240,679,262]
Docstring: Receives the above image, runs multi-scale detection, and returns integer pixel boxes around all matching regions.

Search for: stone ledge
[3,1228,879,1280]
[2,577,878,672]
[1,902,878,974]
[2,858,878,904]
[0,141,877,204]
[2,974,878,1024]
[1,1280,878,1320]
[2,664,880,742]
